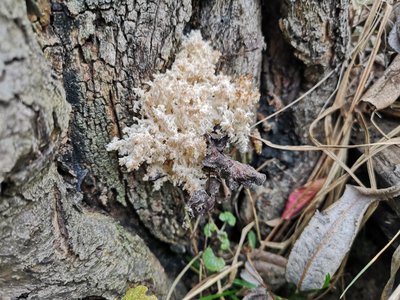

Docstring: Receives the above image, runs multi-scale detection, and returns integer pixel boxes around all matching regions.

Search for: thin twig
[228,221,255,284]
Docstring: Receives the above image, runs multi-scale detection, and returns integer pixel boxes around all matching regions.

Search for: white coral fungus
[107,31,260,193]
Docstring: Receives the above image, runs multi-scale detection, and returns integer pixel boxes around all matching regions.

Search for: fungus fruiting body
[107,31,264,201]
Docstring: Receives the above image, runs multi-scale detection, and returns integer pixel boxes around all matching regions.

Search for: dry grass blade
[250,132,400,192]
[217,280,223,300]
[371,112,390,139]
[166,252,202,300]
[349,4,392,111]
[318,146,364,187]
[323,124,400,197]
[245,189,261,242]
[357,112,377,189]
[340,229,400,299]
[388,284,400,300]
[252,132,365,187]
[228,221,255,283]
[262,239,292,250]
[351,0,383,57]
[182,262,243,300]
[250,135,400,151]
[251,70,336,128]
[381,244,400,300]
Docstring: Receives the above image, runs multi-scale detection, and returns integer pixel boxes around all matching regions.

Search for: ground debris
[203,134,266,189]
[286,184,400,290]
[187,133,266,217]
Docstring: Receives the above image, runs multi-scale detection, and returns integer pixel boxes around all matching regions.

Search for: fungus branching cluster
[107,31,265,212]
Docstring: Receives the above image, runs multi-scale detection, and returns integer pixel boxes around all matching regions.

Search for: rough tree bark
[0,0,263,298]
[0,0,171,299]
[2,0,394,299]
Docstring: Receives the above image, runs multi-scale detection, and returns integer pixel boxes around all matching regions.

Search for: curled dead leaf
[241,250,287,291]
[286,184,400,290]
[361,55,400,111]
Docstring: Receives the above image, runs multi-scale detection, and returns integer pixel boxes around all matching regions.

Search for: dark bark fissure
[257,0,304,169]
[234,0,316,229]
[53,186,75,257]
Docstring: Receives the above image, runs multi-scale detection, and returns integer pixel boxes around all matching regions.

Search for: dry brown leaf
[286,184,400,290]
[381,243,400,300]
[241,250,287,290]
[361,55,400,110]
[243,288,273,300]
[252,249,288,268]
[241,261,264,287]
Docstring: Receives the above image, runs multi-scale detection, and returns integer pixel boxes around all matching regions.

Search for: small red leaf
[281,178,325,220]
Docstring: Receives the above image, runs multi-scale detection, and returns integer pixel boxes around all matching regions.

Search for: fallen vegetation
[163,1,400,299]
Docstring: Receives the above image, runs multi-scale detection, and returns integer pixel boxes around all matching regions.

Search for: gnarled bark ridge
[1,0,359,299]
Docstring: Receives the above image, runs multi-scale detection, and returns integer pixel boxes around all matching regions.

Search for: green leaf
[218,231,230,251]
[247,230,257,249]
[322,273,331,289]
[232,278,257,289]
[202,247,225,272]
[204,223,218,237]
[122,285,158,300]
[219,211,236,226]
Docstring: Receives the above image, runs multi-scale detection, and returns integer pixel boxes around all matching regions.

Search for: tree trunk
[0,0,363,299]
[0,0,171,298]
[0,0,263,298]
